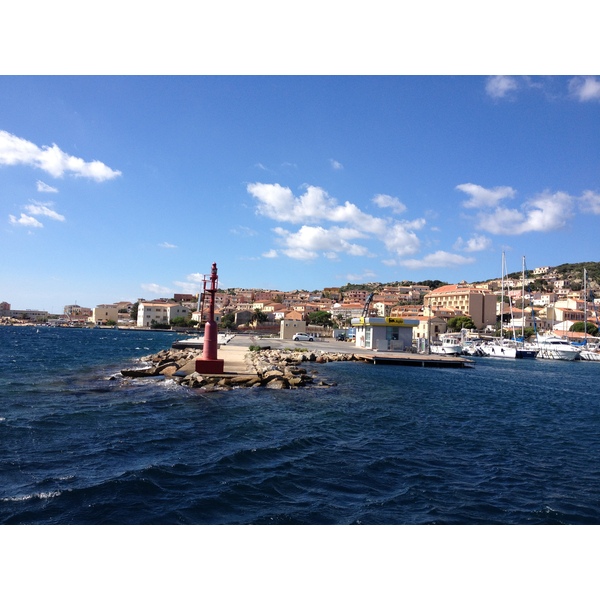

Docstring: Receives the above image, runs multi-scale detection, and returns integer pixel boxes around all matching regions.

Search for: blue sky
[2,75,600,311]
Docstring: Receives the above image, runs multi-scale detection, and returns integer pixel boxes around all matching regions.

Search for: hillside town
[2,264,600,345]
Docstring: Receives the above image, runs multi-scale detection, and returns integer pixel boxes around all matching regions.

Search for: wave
[2,490,63,503]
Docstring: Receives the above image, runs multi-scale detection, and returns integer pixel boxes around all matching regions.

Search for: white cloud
[184,273,204,284]
[580,190,600,214]
[330,158,344,170]
[520,192,573,232]
[372,194,406,214]
[476,207,526,234]
[159,242,177,248]
[476,191,573,235]
[141,283,172,295]
[230,226,258,236]
[23,201,65,222]
[262,249,278,258]
[345,270,377,282]
[9,213,43,228]
[170,272,209,295]
[383,221,424,257]
[36,180,58,193]
[248,182,395,236]
[453,234,492,252]
[401,251,476,269]
[456,183,516,208]
[247,182,427,262]
[568,77,600,102]
[248,183,333,224]
[0,130,121,181]
[273,225,371,261]
[485,76,519,99]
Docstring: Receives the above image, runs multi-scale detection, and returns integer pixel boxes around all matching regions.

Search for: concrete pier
[356,352,473,368]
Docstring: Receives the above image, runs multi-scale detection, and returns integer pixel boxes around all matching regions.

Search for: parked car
[336,333,346,341]
[292,333,314,342]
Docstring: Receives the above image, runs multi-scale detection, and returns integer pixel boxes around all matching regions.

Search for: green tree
[417,280,449,289]
[131,302,139,321]
[220,313,237,330]
[251,308,268,327]
[447,316,476,331]
[307,310,334,327]
[570,321,599,336]
[170,316,194,327]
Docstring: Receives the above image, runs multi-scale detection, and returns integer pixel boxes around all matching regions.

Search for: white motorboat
[579,347,600,361]
[479,339,518,358]
[534,336,581,361]
[430,334,463,356]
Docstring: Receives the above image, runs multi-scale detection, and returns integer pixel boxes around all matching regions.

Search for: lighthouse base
[195,358,225,375]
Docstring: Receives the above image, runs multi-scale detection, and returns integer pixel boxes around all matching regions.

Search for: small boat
[430,333,463,356]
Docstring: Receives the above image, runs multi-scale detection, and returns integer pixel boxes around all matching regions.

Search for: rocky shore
[121,346,361,391]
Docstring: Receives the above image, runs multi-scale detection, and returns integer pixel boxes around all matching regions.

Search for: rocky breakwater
[245,347,360,390]
[120,346,361,391]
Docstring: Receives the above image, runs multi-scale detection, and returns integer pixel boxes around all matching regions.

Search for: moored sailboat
[480,252,538,359]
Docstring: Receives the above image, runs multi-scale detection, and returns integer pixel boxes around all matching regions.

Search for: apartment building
[137,302,190,328]
[423,284,497,330]
[342,289,372,304]
[92,304,120,325]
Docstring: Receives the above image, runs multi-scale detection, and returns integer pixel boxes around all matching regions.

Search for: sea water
[2,325,600,525]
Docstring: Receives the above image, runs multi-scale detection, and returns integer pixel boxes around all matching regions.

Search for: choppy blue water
[2,326,600,525]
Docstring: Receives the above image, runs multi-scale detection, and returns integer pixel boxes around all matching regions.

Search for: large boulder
[265,377,289,389]
[120,366,158,377]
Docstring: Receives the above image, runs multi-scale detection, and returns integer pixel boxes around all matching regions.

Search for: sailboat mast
[500,251,505,339]
[522,256,525,340]
[504,252,517,342]
[584,268,588,344]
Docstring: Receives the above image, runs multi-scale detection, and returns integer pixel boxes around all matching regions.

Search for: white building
[137,302,190,328]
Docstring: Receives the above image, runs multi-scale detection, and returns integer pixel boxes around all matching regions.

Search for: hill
[339,263,600,295]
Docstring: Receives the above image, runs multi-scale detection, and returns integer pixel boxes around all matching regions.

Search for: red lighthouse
[195,262,225,374]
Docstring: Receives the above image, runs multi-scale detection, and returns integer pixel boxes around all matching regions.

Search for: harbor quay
[121,334,472,392]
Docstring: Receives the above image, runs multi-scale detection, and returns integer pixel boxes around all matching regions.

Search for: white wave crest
[2,490,63,502]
